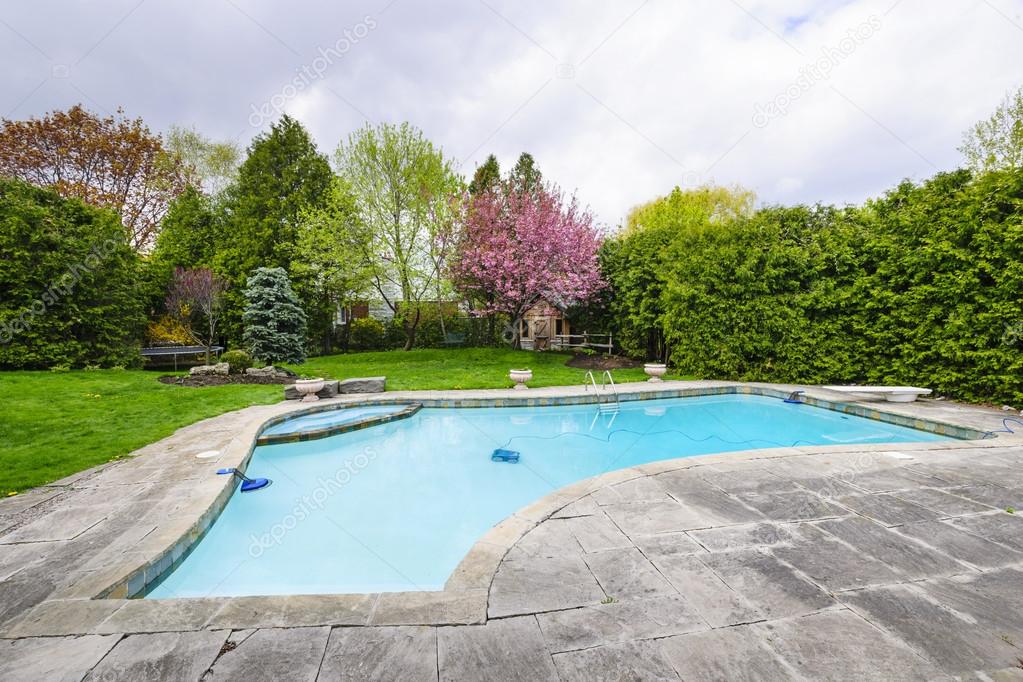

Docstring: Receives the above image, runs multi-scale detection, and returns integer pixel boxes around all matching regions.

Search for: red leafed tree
[451,183,605,347]
[0,104,191,251]
[166,267,228,364]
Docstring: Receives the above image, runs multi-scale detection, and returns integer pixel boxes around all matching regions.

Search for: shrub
[220,349,252,374]
[0,178,144,369]
[349,317,387,351]
[145,314,195,346]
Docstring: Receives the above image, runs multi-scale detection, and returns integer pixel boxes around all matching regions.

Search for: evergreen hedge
[0,178,143,368]
[605,169,1023,404]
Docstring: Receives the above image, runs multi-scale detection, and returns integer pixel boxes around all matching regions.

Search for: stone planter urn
[509,369,532,390]
[644,363,667,382]
[295,378,326,402]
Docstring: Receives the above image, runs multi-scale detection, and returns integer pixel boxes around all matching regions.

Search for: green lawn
[0,371,281,494]
[291,348,675,390]
[2,348,683,495]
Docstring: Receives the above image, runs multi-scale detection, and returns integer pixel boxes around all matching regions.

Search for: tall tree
[960,86,1023,173]
[295,177,374,353]
[508,152,542,195]
[451,182,604,348]
[334,122,463,350]
[165,125,241,196]
[217,115,332,340]
[468,154,501,196]
[0,104,191,251]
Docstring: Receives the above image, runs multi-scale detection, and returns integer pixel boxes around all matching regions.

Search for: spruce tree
[242,267,308,364]
[468,154,501,195]
[509,152,542,195]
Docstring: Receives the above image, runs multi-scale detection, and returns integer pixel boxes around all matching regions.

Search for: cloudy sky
[2,0,1022,227]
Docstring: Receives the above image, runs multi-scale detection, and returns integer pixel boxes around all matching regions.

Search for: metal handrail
[584,370,599,393]
[600,370,620,408]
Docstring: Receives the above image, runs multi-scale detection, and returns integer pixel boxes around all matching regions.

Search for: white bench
[823,385,932,403]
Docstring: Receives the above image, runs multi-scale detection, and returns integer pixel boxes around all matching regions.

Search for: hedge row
[604,169,1023,404]
[0,178,144,368]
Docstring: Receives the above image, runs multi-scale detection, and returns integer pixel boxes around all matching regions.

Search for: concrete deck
[1,381,1022,680]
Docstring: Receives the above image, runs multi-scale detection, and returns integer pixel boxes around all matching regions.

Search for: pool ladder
[585,370,620,426]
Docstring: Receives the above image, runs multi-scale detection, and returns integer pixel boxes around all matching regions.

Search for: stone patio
[1,381,1022,680]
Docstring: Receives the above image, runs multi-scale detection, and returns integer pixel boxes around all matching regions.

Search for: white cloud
[1,0,1021,227]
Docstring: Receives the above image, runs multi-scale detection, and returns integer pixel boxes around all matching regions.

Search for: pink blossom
[450,182,605,325]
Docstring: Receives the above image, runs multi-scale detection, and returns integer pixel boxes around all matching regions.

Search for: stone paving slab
[840,583,1022,674]
[756,610,947,680]
[919,569,1023,639]
[204,626,331,680]
[631,530,706,557]
[773,524,903,592]
[563,512,632,553]
[892,519,1023,569]
[3,598,126,637]
[552,639,681,681]
[947,484,1023,510]
[660,622,797,680]
[536,595,706,653]
[815,516,970,580]
[648,553,764,627]
[687,521,793,552]
[582,547,676,600]
[0,634,122,681]
[890,486,994,515]
[205,593,376,630]
[84,629,227,681]
[833,492,942,526]
[949,512,1023,552]
[370,589,487,626]
[488,555,605,618]
[94,597,225,634]
[438,615,557,681]
[697,549,836,619]
[319,625,437,681]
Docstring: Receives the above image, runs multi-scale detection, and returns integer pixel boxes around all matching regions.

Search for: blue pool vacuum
[784,390,805,404]
[217,468,272,492]
[491,449,520,463]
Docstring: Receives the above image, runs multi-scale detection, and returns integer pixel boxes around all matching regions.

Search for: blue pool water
[147,395,948,598]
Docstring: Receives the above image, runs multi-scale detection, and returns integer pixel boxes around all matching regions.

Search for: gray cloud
[2,0,1022,226]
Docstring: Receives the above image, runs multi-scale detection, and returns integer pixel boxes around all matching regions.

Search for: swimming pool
[147,394,948,598]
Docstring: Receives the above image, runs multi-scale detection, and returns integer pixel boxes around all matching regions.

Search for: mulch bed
[158,374,292,387]
[564,353,644,370]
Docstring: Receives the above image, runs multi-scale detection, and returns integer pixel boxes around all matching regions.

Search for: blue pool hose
[984,417,1023,439]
